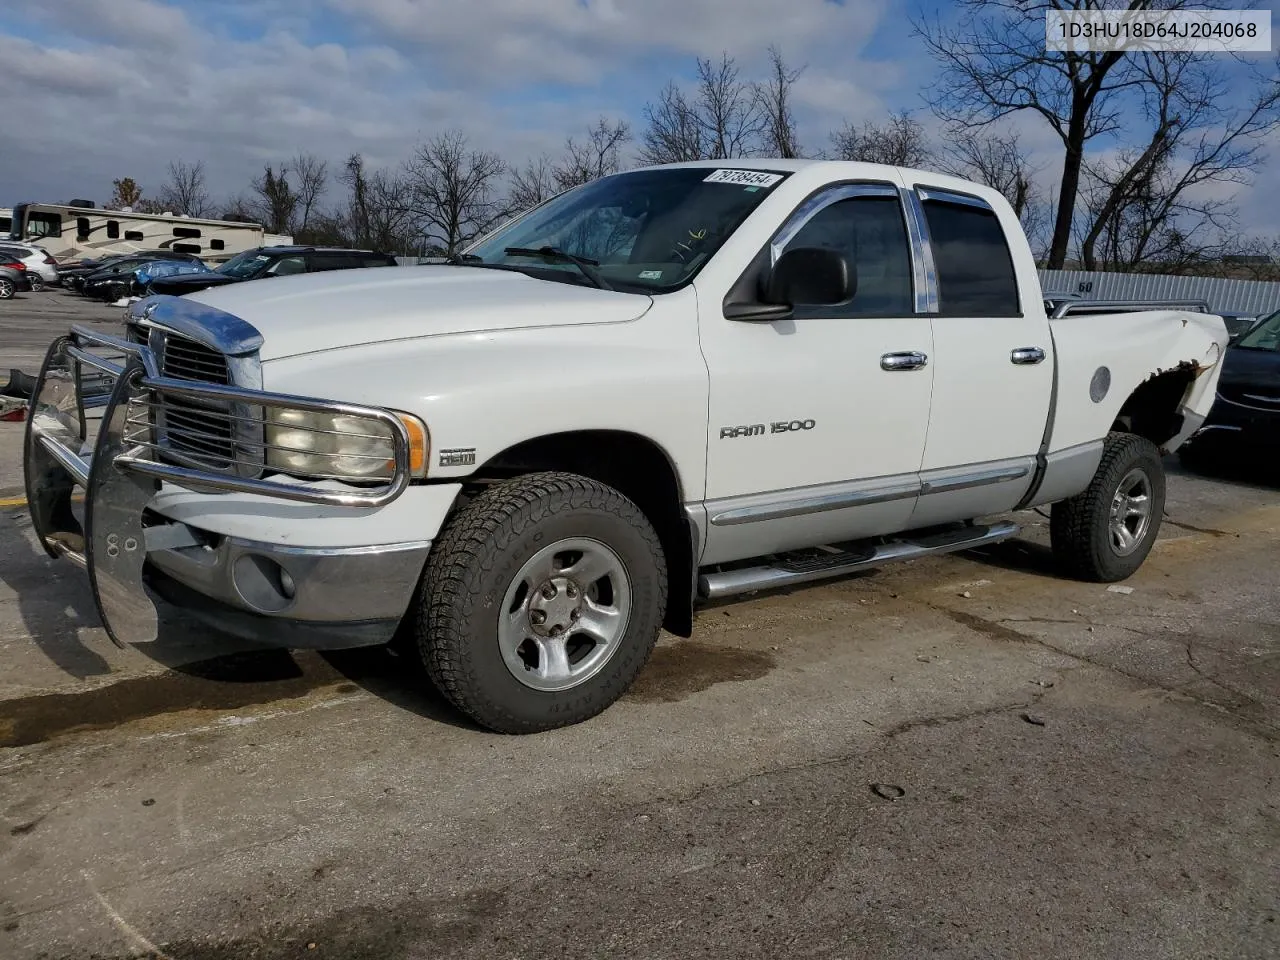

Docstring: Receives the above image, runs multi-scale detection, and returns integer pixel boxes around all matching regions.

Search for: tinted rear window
[922,199,1020,317]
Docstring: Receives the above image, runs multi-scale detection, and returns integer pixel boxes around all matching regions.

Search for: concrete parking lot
[0,290,1277,958]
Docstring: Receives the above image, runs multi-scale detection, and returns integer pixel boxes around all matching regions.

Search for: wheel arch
[464,429,698,638]
[1109,363,1200,452]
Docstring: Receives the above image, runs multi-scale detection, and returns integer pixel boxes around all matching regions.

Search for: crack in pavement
[1184,641,1263,708]
[881,700,1033,738]
[930,604,1279,742]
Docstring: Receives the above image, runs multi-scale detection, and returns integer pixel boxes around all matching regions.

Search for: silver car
[0,241,58,288]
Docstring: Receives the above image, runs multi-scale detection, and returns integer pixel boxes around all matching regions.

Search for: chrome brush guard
[23,323,413,647]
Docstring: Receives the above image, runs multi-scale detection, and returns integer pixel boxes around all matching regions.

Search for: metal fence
[1039,269,1280,318]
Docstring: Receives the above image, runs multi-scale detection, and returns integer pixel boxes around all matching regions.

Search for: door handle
[1011,346,1046,365]
[880,351,929,371]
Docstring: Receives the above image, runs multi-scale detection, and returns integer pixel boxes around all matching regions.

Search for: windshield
[1235,308,1280,351]
[215,250,273,278]
[464,166,790,292]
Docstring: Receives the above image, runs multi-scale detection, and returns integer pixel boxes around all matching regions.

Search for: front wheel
[414,471,668,733]
[1050,432,1166,582]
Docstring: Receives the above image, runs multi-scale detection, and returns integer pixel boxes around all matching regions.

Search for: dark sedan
[1180,308,1280,464]
[146,246,398,295]
[79,252,206,301]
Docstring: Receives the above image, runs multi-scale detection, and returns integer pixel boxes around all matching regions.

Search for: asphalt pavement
[0,288,1277,959]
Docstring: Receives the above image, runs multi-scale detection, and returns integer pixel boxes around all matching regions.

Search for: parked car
[24,159,1229,734]
[0,261,33,299]
[64,251,202,293]
[145,246,399,295]
[80,252,207,301]
[0,241,59,289]
[1218,310,1261,340]
[131,258,215,296]
[1180,306,1280,464]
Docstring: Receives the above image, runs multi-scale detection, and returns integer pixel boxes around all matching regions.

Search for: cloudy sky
[1,0,1278,238]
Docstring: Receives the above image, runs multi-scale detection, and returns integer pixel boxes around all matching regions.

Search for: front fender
[261,297,710,499]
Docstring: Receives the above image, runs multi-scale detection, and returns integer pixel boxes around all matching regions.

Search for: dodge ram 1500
[23,159,1229,732]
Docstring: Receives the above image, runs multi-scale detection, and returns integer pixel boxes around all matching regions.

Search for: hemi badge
[438,448,477,467]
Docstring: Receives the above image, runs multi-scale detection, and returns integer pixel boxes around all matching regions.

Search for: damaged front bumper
[23,325,423,650]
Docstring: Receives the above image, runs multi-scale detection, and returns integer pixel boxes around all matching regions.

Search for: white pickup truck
[24,159,1228,732]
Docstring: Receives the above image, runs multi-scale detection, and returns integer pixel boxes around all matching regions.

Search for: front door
[698,182,935,565]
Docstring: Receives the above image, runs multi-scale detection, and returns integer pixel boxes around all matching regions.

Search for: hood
[152,272,237,290]
[182,265,653,361]
[85,267,136,282]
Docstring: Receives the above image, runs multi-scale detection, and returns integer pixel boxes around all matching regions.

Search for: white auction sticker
[1046,9,1271,52]
[704,169,784,187]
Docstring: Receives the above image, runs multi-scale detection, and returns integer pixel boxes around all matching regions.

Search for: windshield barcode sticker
[704,169,783,187]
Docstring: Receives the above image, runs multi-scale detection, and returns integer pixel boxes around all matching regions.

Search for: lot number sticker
[704,169,783,187]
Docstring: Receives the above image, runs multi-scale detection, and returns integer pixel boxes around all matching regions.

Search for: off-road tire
[1050,431,1166,582]
[415,471,668,733]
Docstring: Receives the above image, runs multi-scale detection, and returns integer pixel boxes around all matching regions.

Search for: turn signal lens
[396,413,429,477]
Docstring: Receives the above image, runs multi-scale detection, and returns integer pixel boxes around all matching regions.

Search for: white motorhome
[5,202,287,264]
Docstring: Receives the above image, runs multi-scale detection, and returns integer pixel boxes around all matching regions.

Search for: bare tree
[1077,51,1280,271]
[941,129,1035,216]
[340,153,417,254]
[640,52,764,163]
[830,111,935,167]
[508,155,558,214]
[158,160,210,218]
[250,165,298,235]
[639,81,706,163]
[912,0,1183,269]
[291,153,329,235]
[554,117,631,189]
[754,45,805,159]
[220,194,260,223]
[404,130,507,255]
[109,177,143,209]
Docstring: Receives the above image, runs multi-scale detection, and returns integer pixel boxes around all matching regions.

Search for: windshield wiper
[503,246,613,291]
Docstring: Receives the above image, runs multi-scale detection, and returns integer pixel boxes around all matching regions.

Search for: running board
[697,521,1020,601]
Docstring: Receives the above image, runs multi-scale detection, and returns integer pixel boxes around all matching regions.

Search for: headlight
[265,409,429,480]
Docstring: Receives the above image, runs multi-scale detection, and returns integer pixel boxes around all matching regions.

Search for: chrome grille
[161,334,230,384]
[141,330,251,473]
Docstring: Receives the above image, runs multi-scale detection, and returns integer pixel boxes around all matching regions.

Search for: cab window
[921,198,1020,317]
[781,194,914,317]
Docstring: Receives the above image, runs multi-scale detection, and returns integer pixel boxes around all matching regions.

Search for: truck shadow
[0,509,478,735]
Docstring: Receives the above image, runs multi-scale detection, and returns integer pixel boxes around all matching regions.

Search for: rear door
[906,186,1053,526]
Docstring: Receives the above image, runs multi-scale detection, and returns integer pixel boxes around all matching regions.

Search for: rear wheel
[1050,432,1166,582]
[414,471,668,733]
[28,274,44,293]
[0,278,14,300]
